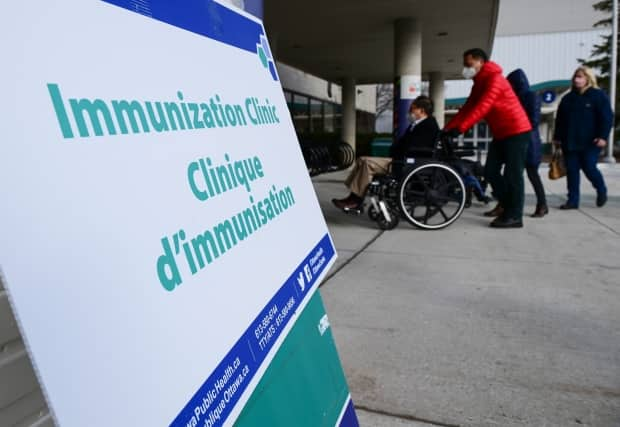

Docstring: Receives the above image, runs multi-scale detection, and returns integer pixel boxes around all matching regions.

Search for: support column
[394,18,422,138]
[429,72,446,128]
[342,77,357,152]
[604,0,618,162]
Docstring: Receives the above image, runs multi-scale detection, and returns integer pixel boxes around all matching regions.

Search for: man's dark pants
[484,131,531,220]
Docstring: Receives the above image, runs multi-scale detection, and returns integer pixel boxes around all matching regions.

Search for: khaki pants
[344,156,392,197]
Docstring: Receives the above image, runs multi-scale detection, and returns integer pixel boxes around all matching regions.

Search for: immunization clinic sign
[0,1,358,426]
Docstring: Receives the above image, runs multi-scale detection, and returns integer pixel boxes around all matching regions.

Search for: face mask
[462,66,477,79]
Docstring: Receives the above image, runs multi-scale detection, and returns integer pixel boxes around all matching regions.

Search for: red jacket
[446,61,532,140]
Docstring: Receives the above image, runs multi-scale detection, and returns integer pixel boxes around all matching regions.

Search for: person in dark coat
[507,68,548,217]
[332,96,439,211]
[553,66,613,209]
[444,48,532,228]
[389,100,438,160]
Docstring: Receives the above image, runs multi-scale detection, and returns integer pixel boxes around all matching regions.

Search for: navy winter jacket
[390,116,440,160]
[553,86,613,152]
[507,69,542,166]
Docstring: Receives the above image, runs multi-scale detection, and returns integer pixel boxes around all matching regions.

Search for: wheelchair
[352,135,489,230]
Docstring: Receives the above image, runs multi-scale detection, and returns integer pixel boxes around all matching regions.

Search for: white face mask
[462,66,478,79]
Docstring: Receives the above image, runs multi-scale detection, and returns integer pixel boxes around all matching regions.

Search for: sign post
[605,0,618,163]
[0,1,358,426]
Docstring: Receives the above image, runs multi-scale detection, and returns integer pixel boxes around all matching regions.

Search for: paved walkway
[314,163,620,427]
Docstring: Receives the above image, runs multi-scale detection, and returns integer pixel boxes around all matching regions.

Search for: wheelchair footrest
[343,205,363,215]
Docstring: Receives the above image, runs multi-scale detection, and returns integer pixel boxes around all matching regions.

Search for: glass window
[284,90,293,107]
[324,103,335,132]
[477,122,488,139]
[310,99,323,133]
[333,104,343,133]
[291,94,309,134]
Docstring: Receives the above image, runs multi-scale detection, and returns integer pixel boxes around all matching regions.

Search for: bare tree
[376,84,394,118]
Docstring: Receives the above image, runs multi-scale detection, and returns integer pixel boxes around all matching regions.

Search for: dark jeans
[526,164,546,207]
[484,132,531,220]
[564,147,607,206]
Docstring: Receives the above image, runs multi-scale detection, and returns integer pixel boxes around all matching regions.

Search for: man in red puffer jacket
[445,48,532,228]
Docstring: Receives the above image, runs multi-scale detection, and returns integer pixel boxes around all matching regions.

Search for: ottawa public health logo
[257,34,278,81]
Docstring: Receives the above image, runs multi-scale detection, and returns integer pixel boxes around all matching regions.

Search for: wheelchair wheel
[376,206,400,230]
[398,162,466,230]
[368,204,379,221]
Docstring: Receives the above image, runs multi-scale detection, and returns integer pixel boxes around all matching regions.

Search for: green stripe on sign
[235,291,352,426]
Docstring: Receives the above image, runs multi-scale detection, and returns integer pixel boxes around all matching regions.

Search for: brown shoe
[332,198,362,211]
[483,204,504,217]
[530,204,548,218]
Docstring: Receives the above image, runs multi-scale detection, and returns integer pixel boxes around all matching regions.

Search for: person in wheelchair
[332,95,439,211]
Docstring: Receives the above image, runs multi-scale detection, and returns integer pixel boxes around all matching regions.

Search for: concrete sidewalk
[314,165,620,427]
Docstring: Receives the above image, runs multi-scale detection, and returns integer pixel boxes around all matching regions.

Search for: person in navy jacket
[507,68,548,217]
[553,66,613,209]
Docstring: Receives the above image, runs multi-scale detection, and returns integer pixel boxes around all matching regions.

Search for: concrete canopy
[264,0,500,84]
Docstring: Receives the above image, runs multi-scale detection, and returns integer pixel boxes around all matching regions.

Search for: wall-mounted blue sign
[542,90,556,104]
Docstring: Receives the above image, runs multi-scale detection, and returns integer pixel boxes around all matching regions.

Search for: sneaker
[490,217,523,228]
[596,192,607,207]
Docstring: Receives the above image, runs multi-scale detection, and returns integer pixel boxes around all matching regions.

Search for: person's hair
[411,95,433,116]
[463,48,489,62]
[572,66,598,91]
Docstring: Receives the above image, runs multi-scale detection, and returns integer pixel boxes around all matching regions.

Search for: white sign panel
[0,1,336,426]
[400,74,422,100]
